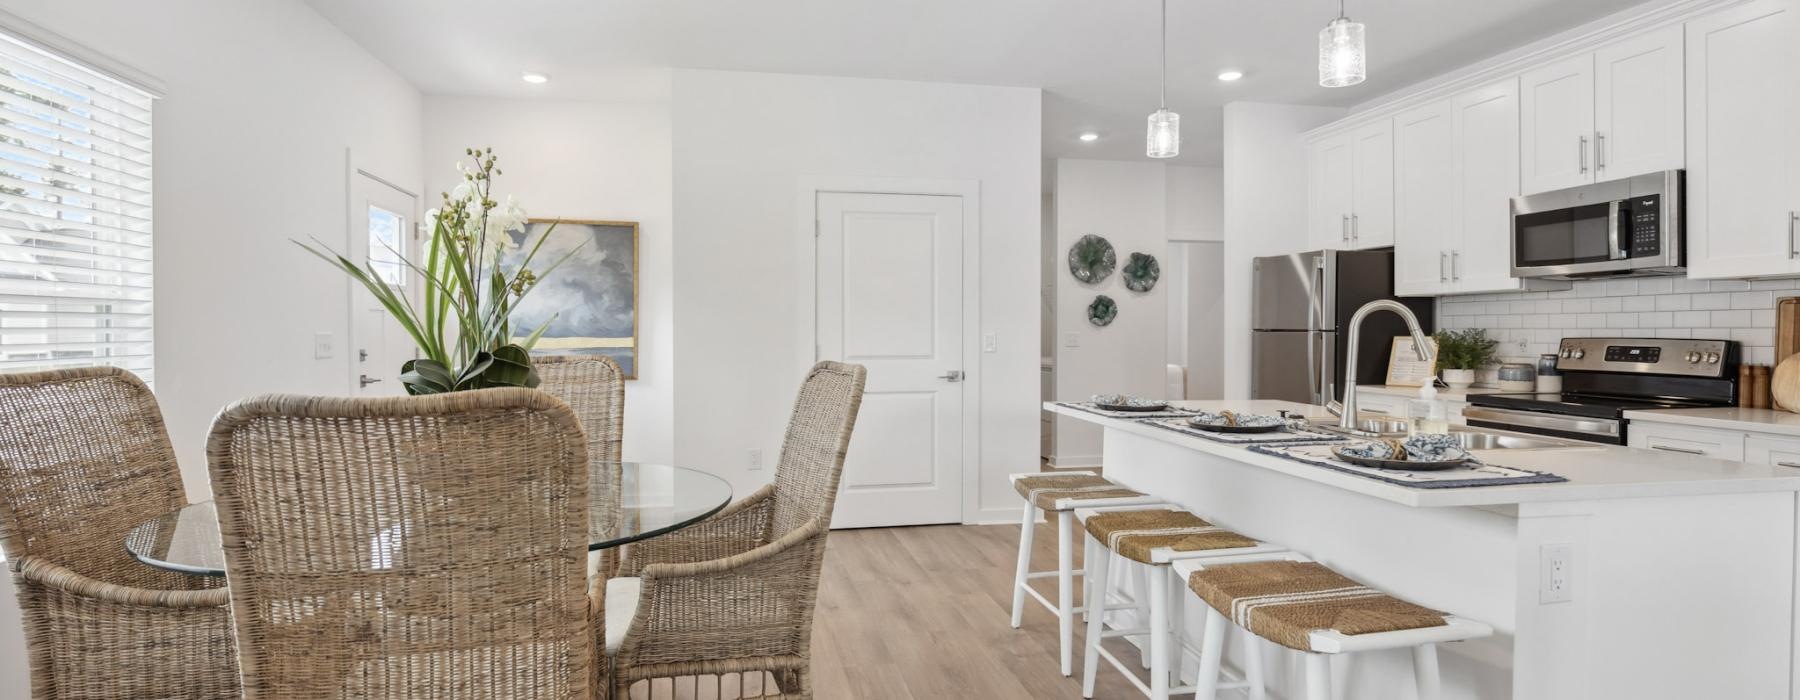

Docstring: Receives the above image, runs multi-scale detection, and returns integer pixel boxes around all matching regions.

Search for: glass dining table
[125,461,734,577]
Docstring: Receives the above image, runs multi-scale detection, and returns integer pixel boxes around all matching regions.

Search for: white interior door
[348,172,418,395]
[816,192,963,528]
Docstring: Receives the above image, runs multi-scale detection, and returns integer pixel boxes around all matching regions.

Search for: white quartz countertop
[1048,399,1800,508]
[1623,406,1800,437]
[1355,384,1504,401]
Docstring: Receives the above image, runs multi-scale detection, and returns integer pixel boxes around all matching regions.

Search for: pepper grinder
[1742,364,1755,408]
[1754,364,1772,409]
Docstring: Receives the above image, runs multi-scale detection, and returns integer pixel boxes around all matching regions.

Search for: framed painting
[505,218,639,379]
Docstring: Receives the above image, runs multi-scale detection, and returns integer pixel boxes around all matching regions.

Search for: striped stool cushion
[1083,509,1258,564]
[1013,473,1144,511]
[1186,560,1449,651]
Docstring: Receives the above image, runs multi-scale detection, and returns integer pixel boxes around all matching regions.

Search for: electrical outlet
[1063,332,1080,348]
[313,332,335,360]
[747,448,764,471]
[1539,543,1573,604]
[982,332,998,353]
[1513,335,1529,354]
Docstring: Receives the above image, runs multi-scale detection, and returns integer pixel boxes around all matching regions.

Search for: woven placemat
[1055,401,1202,420]
[1250,443,1568,489]
[1145,417,1348,446]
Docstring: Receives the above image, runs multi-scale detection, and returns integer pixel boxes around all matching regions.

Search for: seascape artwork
[504,219,638,378]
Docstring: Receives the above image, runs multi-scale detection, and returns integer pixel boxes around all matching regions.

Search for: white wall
[670,69,1041,523]
[0,0,424,693]
[1166,165,1224,241]
[1050,159,1168,465]
[422,93,675,464]
[1221,102,1346,399]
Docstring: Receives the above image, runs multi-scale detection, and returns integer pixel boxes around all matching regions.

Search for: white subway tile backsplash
[1562,299,1591,313]
[1591,297,1624,313]
[1755,309,1778,326]
[1622,296,1655,312]
[1638,278,1673,295]
[1435,274,1786,357]
[1654,328,1693,339]
[1605,280,1639,296]
[1673,278,1711,293]
[1640,311,1673,328]
[1708,280,1751,292]
[1654,295,1691,311]
[1711,310,1752,327]
[1672,310,1711,327]
[1732,291,1774,309]
[1692,293,1732,310]
[1607,313,1637,328]
[1750,279,1799,291]
[1578,313,1608,327]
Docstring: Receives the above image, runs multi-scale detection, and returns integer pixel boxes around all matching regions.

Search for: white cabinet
[1307,119,1394,250]
[1746,434,1800,469]
[1451,78,1525,294]
[1627,421,1746,461]
[1518,25,1683,196]
[1686,0,1800,279]
[1393,100,1455,296]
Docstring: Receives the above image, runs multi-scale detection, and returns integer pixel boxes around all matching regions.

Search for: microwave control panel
[1629,194,1661,258]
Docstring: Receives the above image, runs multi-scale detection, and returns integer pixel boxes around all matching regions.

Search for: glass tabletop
[125,462,733,577]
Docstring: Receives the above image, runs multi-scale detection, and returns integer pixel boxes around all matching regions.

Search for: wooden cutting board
[1778,297,1800,365]
[1776,354,1800,412]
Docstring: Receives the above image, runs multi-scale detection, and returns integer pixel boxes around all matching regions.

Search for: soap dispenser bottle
[1408,383,1450,436]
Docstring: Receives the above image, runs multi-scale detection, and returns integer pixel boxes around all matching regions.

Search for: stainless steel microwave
[1510,169,1683,280]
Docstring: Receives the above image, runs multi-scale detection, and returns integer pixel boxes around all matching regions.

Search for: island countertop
[1047,399,1800,508]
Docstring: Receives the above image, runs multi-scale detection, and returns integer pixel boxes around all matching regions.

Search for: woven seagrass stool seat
[1006,471,1164,678]
[1077,505,1286,700]
[1172,553,1495,700]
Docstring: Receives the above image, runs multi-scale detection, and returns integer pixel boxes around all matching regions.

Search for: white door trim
[343,149,421,393]
[795,176,982,525]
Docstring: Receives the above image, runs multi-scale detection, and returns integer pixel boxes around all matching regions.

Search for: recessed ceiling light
[1078,132,1100,142]
[521,72,550,84]
[1218,70,1245,82]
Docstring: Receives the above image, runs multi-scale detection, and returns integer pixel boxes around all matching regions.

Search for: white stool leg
[1303,654,1332,700]
[1058,510,1075,676]
[1167,566,1186,686]
[1241,628,1267,700]
[1009,502,1036,629]
[1131,564,1151,669]
[1413,643,1441,700]
[1148,562,1170,700]
[1191,606,1228,700]
[1080,538,1110,698]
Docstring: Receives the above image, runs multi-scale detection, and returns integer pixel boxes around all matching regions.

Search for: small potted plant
[1433,329,1498,389]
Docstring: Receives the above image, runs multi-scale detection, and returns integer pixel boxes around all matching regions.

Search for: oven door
[1462,406,1625,445]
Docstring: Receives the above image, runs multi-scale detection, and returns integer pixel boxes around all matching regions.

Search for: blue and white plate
[1332,434,1473,471]
[1188,411,1285,433]
[1090,394,1169,412]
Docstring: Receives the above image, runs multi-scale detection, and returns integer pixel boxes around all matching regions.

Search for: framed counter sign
[504,219,639,378]
[1384,336,1439,387]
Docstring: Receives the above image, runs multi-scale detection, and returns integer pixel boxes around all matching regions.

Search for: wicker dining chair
[0,366,238,699]
[206,388,598,699]
[535,355,627,577]
[609,360,866,699]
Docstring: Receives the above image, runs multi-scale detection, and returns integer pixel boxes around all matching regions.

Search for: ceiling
[303,0,1651,166]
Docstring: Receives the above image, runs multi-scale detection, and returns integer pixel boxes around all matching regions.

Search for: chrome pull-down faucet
[1338,300,1435,431]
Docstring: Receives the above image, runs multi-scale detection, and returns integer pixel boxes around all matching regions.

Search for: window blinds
[0,33,154,381]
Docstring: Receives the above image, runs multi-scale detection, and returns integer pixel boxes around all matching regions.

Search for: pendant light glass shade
[1146,108,1180,158]
[1318,16,1366,88]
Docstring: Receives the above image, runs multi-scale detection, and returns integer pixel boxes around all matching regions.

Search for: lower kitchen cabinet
[1628,422,1745,461]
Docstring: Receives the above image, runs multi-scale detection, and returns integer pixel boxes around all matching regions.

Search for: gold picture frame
[1384,335,1439,387]
[508,218,640,379]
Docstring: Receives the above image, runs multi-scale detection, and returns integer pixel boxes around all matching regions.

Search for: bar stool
[1173,552,1495,700]
[1009,471,1163,676]
[1078,505,1288,700]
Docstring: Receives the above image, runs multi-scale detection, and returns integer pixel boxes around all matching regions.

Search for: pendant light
[1318,0,1367,88]
[1146,0,1179,158]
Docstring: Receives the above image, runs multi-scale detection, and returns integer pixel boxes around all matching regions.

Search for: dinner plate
[1331,447,1471,472]
[1187,419,1283,433]
[1095,401,1170,413]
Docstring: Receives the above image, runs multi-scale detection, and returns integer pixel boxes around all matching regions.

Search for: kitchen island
[1048,399,1800,700]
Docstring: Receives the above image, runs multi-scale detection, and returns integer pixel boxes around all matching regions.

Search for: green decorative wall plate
[1087,295,1118,327]
[1068,234,1116,284]
[1123,252,1160,292]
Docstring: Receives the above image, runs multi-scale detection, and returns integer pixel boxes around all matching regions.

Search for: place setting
[1251,433,1568,489]
[1056,393,1205,419]
[1147,409,1350,446]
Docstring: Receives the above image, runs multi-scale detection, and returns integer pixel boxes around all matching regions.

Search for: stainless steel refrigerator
[1250,249,1434,405]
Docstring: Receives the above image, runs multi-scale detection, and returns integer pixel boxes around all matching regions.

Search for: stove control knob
[1686,351,1702,363]
[1705,352,1721,364]
[1559,348,1572,359]
[1572,348,1586,360]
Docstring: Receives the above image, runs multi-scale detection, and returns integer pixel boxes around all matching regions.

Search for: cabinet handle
[1579,135,1589,174]
[1451,250,1461,281]
[1595,132,1606,171]
[1776,461,1800,469]
[1650,444,1706,455]
[1789,212,1798,260]
[1342,214,1350,243]
[1439,251,1449,282]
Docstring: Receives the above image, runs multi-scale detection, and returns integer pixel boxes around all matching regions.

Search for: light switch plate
[313,332,335,360]
[1063,333,1080,348]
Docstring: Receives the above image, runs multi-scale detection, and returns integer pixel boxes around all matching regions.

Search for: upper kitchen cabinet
[1686,0,1800,279]
[1451,78,1527,294]
[1307,119,1394,250]
[1519,25,1684,196]
[1393,100,1455,296]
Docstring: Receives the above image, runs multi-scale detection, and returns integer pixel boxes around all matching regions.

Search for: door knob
[359,374,383,387]
[937,370,965,382]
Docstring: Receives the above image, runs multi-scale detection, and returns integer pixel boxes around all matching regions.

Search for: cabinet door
[1392,100,1455,296]
[1595,24,1685,180]
[1520,54,1595,195]
[1350,119,1395,249]
[1627,422,1746,461]
[1451,78,1524,294]
[1686,0,1800,279]
[1308,133,1354,250]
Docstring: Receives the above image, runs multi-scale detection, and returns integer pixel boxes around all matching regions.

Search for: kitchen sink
[1310,418,1579,450]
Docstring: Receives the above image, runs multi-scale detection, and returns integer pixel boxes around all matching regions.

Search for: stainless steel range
[1462,337,1739,445]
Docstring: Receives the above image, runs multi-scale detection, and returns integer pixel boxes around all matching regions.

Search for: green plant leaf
[399,358,455,395]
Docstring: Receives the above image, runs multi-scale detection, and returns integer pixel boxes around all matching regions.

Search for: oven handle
[1462,406,1622,439]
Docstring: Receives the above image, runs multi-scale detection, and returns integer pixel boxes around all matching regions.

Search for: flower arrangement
[297,148,583,394]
